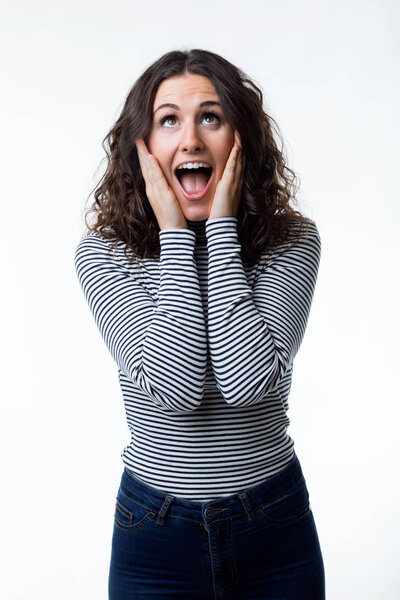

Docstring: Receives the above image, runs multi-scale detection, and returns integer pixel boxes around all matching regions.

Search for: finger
[234,130,242,150]
[233,147,245,190]
[136,139,166,187]
[136,139,160,174]
[227,141,240,173]
[230,143,242,180]
[135,139,151,179]
[138,138,160,174]
[136,137,151,156]
[135,138,152,168]
[148,154,169,185]
[237,145,244,169]
[137,142,172,200]
[218,146,240,196]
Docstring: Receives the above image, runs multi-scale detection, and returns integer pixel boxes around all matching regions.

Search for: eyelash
[158,111,221,127]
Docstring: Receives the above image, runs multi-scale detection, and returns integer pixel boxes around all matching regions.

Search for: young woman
[75,48,325,600]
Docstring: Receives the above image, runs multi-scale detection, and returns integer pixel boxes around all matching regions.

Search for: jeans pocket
[259,477,311,526]
[114,489,157,533]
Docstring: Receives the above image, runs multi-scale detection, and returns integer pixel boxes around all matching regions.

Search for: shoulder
[74,229,126,265]
[74,230,129,282]
[75,229,115,253]
[284,217,320,243]
[260,218,321,273]
[288,218,321,256]
[74,229,147,287]
[279,218,320,254]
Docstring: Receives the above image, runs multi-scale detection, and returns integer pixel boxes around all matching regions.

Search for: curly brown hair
[82,48,313,269]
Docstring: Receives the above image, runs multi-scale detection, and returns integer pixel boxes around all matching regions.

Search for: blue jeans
[108,453,325,599]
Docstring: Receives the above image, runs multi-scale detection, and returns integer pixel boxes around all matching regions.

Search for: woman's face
[147,73,234,221]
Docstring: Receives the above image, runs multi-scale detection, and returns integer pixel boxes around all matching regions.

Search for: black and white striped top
[74,216,321,501]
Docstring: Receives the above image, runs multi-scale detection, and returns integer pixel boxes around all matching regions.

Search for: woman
[75,48,325,599]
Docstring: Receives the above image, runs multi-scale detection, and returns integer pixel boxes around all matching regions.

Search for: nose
[179,121,204,152]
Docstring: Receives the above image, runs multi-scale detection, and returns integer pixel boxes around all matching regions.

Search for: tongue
[180,171,209,194]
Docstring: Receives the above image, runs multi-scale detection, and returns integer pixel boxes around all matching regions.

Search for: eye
[159,115,178,128]
[158,112,221,128]
[202,112,220,125]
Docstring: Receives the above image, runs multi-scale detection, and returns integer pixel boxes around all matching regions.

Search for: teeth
[177,162,211,170]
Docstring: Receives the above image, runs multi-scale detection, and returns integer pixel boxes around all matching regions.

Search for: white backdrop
[1,1,399,598]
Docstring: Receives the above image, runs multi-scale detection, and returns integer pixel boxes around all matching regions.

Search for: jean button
[204,507,214,518]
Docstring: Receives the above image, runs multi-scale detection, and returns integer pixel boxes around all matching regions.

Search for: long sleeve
[205,216,321,407]
[74,228,208,412]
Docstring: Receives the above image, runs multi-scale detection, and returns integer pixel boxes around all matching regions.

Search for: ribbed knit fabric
[74,216,321,501]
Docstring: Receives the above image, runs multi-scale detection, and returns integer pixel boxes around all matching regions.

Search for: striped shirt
[74,216,321,501]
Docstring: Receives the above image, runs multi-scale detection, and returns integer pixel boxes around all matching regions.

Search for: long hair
[83,48,312,268]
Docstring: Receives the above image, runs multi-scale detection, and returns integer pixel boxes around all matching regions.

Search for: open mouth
[174,166,213,200]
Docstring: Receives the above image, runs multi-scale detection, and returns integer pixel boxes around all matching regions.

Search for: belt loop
[156,495,174,526]
[238,491,256,523]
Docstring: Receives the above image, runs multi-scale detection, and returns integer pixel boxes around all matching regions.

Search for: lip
[175,160,212,170]
[174,169,214,201]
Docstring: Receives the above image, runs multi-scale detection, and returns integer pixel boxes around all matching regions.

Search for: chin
[182,205,211,221]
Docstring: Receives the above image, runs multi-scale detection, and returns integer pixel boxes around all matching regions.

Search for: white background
[1,1,399,598]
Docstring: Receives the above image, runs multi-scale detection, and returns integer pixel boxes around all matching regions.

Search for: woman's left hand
[207,130,245,221]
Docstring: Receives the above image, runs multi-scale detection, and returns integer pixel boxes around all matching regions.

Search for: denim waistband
[119,453,305,527]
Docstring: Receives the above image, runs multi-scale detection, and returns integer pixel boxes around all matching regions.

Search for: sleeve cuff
[159,228,196,256]
[205,216,238,242]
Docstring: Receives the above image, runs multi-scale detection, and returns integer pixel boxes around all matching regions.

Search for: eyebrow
[154,100,222,114]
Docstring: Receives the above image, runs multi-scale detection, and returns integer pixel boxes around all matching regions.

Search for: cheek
[148,139,171,169]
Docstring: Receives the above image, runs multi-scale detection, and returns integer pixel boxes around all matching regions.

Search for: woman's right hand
[135,139,188,231]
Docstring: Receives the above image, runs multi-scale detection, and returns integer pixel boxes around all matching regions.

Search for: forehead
[153,73,218,106]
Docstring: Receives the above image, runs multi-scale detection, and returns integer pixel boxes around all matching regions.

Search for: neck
[186,218,207,243]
